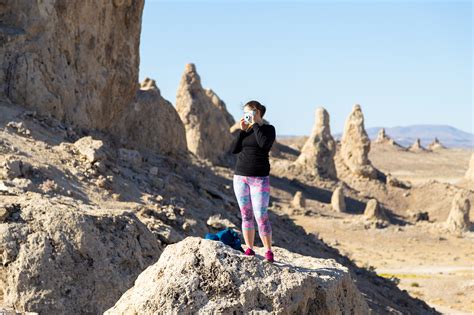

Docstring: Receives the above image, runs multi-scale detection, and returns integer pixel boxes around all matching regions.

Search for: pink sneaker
[244,248,255,256]
[265,250,274,263]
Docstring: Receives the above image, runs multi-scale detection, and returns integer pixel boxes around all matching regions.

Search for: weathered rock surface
[0,199,161,314]
[331,186,346,212]
[105,237,369,314]
[291,191,306,209]
[176,63,235,164]
[294,107,337,179]
[0,0,145,130]
[364,199,387,222]
[340,105,378,179]
[112,78,188,156]
[73,136,106,163]
[446,192,471,233]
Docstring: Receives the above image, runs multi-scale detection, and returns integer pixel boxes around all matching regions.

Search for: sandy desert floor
[275,144,473,314]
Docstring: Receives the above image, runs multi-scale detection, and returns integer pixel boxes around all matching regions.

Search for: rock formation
[291,191,306,209]
[0,199,161,314]
[205,88,236,127]
[375,128,389,143]
[446,192,471,233]
[340,104,378,179]
[176,64,235,164]
[375,128,399,146]
[0,0,145,130]
[364,199,388,222]
[73,137,107,164]
[331,186,346,212]
[464,154,474,181]
[293,107,337,179]
[112,77,187,156]
[427,137,445,150]
[105,237,369,314]
[408,138,425,152]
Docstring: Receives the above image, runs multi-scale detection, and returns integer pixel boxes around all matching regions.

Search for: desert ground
[278,136,473,315]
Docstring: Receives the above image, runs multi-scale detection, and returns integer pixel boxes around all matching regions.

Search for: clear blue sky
[139,0,472,136]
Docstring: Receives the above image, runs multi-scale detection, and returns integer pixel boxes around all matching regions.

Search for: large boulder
[105,237,369,314]
[331,186,346,213]
[112,78,188,156]
[340,104,377,179]
[0,199,161,314]
[176,63,235,164]
[446,192,471,233]
[0,0,145,130]
[293,107,337,179]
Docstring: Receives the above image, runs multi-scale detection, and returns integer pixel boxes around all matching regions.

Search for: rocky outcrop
[375,128,399,146]
[0,199,161,314]
[340,105,378,179]
[446,192,471,233]
[112,77,188,156]
[73,137,107,164]
[0,0,145,130]
[331,186,346,212]
[408,138,426,152]
[176,64,235,164]
[464,154,474,181]
[105,237,369,314]
[291,191,306,209]
[364,199,388,222]
[293,107,337,179]
[427,137,445,150]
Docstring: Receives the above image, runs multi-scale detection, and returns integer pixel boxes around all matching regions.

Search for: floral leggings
[232,174,272,236]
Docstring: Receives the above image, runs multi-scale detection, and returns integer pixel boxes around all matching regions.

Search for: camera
[243,110,255,124]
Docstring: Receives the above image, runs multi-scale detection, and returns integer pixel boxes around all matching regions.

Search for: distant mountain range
[361,125,474,148]
[279,125,474,148]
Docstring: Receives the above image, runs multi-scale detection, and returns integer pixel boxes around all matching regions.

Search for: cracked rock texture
[105,237,369,315]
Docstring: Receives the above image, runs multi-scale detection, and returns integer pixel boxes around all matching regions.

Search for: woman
[231,100,276,262]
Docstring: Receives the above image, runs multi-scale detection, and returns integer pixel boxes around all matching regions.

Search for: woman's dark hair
[242,100,266,118]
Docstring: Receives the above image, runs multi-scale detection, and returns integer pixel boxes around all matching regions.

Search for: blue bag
[205,228,244,252]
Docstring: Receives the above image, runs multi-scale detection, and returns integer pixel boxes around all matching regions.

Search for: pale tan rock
[364,199,387,221]
[0,0,145,130]
[464,154,474,181]
[104,237,369,314]
[340,104,377,179]
[408,138,425,151]
[112,77,188,156]
[206,214,236,229]
[291,191,306,209]
[0,199,161,314]
[73,136,106,163]
[293,107,337,179]
[427,137,445,150]
[446,192,471,233]
[375,128,389,143]
[176,63,235,164]
[204,88,236,127]
[374,128,399,146]
[331,186,346,212]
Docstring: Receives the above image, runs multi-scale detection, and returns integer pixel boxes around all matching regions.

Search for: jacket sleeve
[252,124,275,150]
[230,130,246,154]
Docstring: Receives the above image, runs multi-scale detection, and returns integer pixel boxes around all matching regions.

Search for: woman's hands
[240,110,263,131]
[239,118,250,131]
